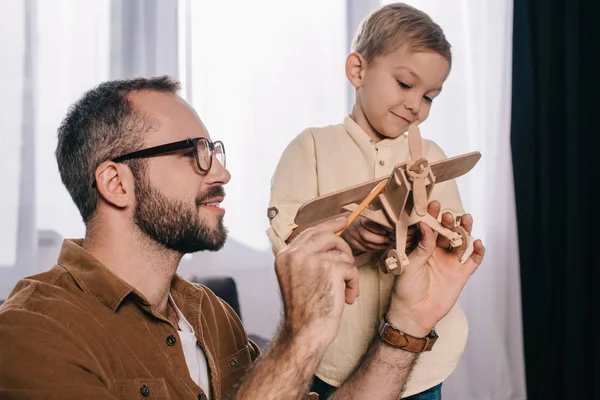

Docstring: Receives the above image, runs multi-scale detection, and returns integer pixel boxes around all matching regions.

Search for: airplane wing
[295,152,481,226]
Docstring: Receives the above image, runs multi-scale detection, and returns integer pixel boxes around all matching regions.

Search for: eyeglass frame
[91,137,225,187]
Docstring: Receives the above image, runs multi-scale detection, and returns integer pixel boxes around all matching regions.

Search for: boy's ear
[94,160,135,209]
[346,52,367,88]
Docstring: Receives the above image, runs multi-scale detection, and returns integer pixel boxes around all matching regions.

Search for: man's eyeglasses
[113,137,226,171]
[92,137,225,187]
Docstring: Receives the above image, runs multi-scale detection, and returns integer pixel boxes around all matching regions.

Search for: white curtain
[0,0,111,299]
[0,0,178,301]
[373,1,524,399]
[0,0,33,297]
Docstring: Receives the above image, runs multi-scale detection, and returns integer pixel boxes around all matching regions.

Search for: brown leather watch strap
[378,318,438,353]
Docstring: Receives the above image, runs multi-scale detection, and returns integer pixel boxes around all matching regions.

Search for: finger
[436,212,456,250]
[345,236,369,253]
[407,221,436,265]
[417,221,436,250]
[463,239,485,274]
[427,201,441,219]
[470,239,485,265]
[341,263,359,304]
[295,217,349,244]
[357,227,390,246]
[320,249,355,265]
[460,214,474,235]
[300,229,354,258]
[364,242,391,251]
[441,212,454,229]
[359,218,389,235]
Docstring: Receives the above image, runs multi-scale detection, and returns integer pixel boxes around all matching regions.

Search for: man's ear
[346,52,367,89]
[94,161,135,209]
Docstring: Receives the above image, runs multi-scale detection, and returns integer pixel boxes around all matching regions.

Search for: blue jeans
[310,376,442,399]
[404,383,442,400]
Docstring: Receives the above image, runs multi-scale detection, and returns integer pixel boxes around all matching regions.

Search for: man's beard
[133,176,228,254]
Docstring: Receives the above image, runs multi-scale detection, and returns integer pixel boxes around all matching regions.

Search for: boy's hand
[341,216,391,252]
[341,216,420,254]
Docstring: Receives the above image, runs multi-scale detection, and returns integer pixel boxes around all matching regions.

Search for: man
[0,76,484,399]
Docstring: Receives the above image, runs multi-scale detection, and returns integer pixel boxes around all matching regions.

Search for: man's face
[356,46,450,139]
[129,92,232,254]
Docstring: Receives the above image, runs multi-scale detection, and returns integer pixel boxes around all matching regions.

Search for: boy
[267,3,466,399]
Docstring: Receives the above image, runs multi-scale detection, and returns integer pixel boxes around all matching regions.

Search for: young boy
[266,3,467,399]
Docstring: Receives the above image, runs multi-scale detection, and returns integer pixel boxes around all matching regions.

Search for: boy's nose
[403,93,421,115]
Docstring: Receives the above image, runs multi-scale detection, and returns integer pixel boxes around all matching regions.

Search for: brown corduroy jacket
[0,239,262,400]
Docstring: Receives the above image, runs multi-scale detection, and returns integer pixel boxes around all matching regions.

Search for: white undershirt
[169,294,210,399]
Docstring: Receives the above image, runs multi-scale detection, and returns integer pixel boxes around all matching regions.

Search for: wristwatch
[378,317,438,353]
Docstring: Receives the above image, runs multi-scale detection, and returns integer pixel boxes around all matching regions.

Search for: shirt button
[230,357,240,367]
[140,384,151,397]
[379,160,385,166]
[198,394,207,400]
[166,335,177,346]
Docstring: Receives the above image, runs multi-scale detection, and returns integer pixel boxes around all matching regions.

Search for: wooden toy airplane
[294,125,481,275]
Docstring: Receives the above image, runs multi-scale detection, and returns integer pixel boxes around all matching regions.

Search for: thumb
[406,221,436,267]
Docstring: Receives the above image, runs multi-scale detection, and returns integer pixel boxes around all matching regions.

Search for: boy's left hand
[342,217,420,254]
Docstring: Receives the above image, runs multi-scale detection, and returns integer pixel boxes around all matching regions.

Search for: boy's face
[349,46,450,140]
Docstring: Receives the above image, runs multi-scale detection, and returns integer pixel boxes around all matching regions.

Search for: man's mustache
[195,186,226,206]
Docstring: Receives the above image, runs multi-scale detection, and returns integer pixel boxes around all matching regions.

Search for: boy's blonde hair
[352,3,451,66]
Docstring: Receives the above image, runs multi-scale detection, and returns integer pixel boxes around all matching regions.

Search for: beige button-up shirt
[267,116,468,397]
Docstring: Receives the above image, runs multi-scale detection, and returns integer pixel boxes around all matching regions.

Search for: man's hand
[237,218,359,400]
[387,201,485,337]
[275,217,359,349]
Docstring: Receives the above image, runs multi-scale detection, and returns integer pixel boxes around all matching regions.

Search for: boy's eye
[423,95,434,104]
[396,80,411,89]
[183,151,195,158]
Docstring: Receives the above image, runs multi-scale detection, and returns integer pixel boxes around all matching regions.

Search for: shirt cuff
[266,226,289,254]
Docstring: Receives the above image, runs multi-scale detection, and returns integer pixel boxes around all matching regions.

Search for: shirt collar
[57,239,205,319]
[343,115,407,148]
[57,239,146,312]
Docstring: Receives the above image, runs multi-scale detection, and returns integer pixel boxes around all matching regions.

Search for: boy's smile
[347,45,450,142]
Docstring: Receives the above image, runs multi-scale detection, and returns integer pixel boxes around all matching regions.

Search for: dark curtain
[511,0,599,398]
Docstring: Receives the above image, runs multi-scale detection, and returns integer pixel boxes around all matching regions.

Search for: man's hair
[351,3,451,66]
[55,76,181,223]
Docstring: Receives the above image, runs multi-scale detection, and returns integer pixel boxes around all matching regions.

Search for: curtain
[0,0,36,298]
[511,0,599,398]
[110,0,179,78]
[0,0,179,301]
